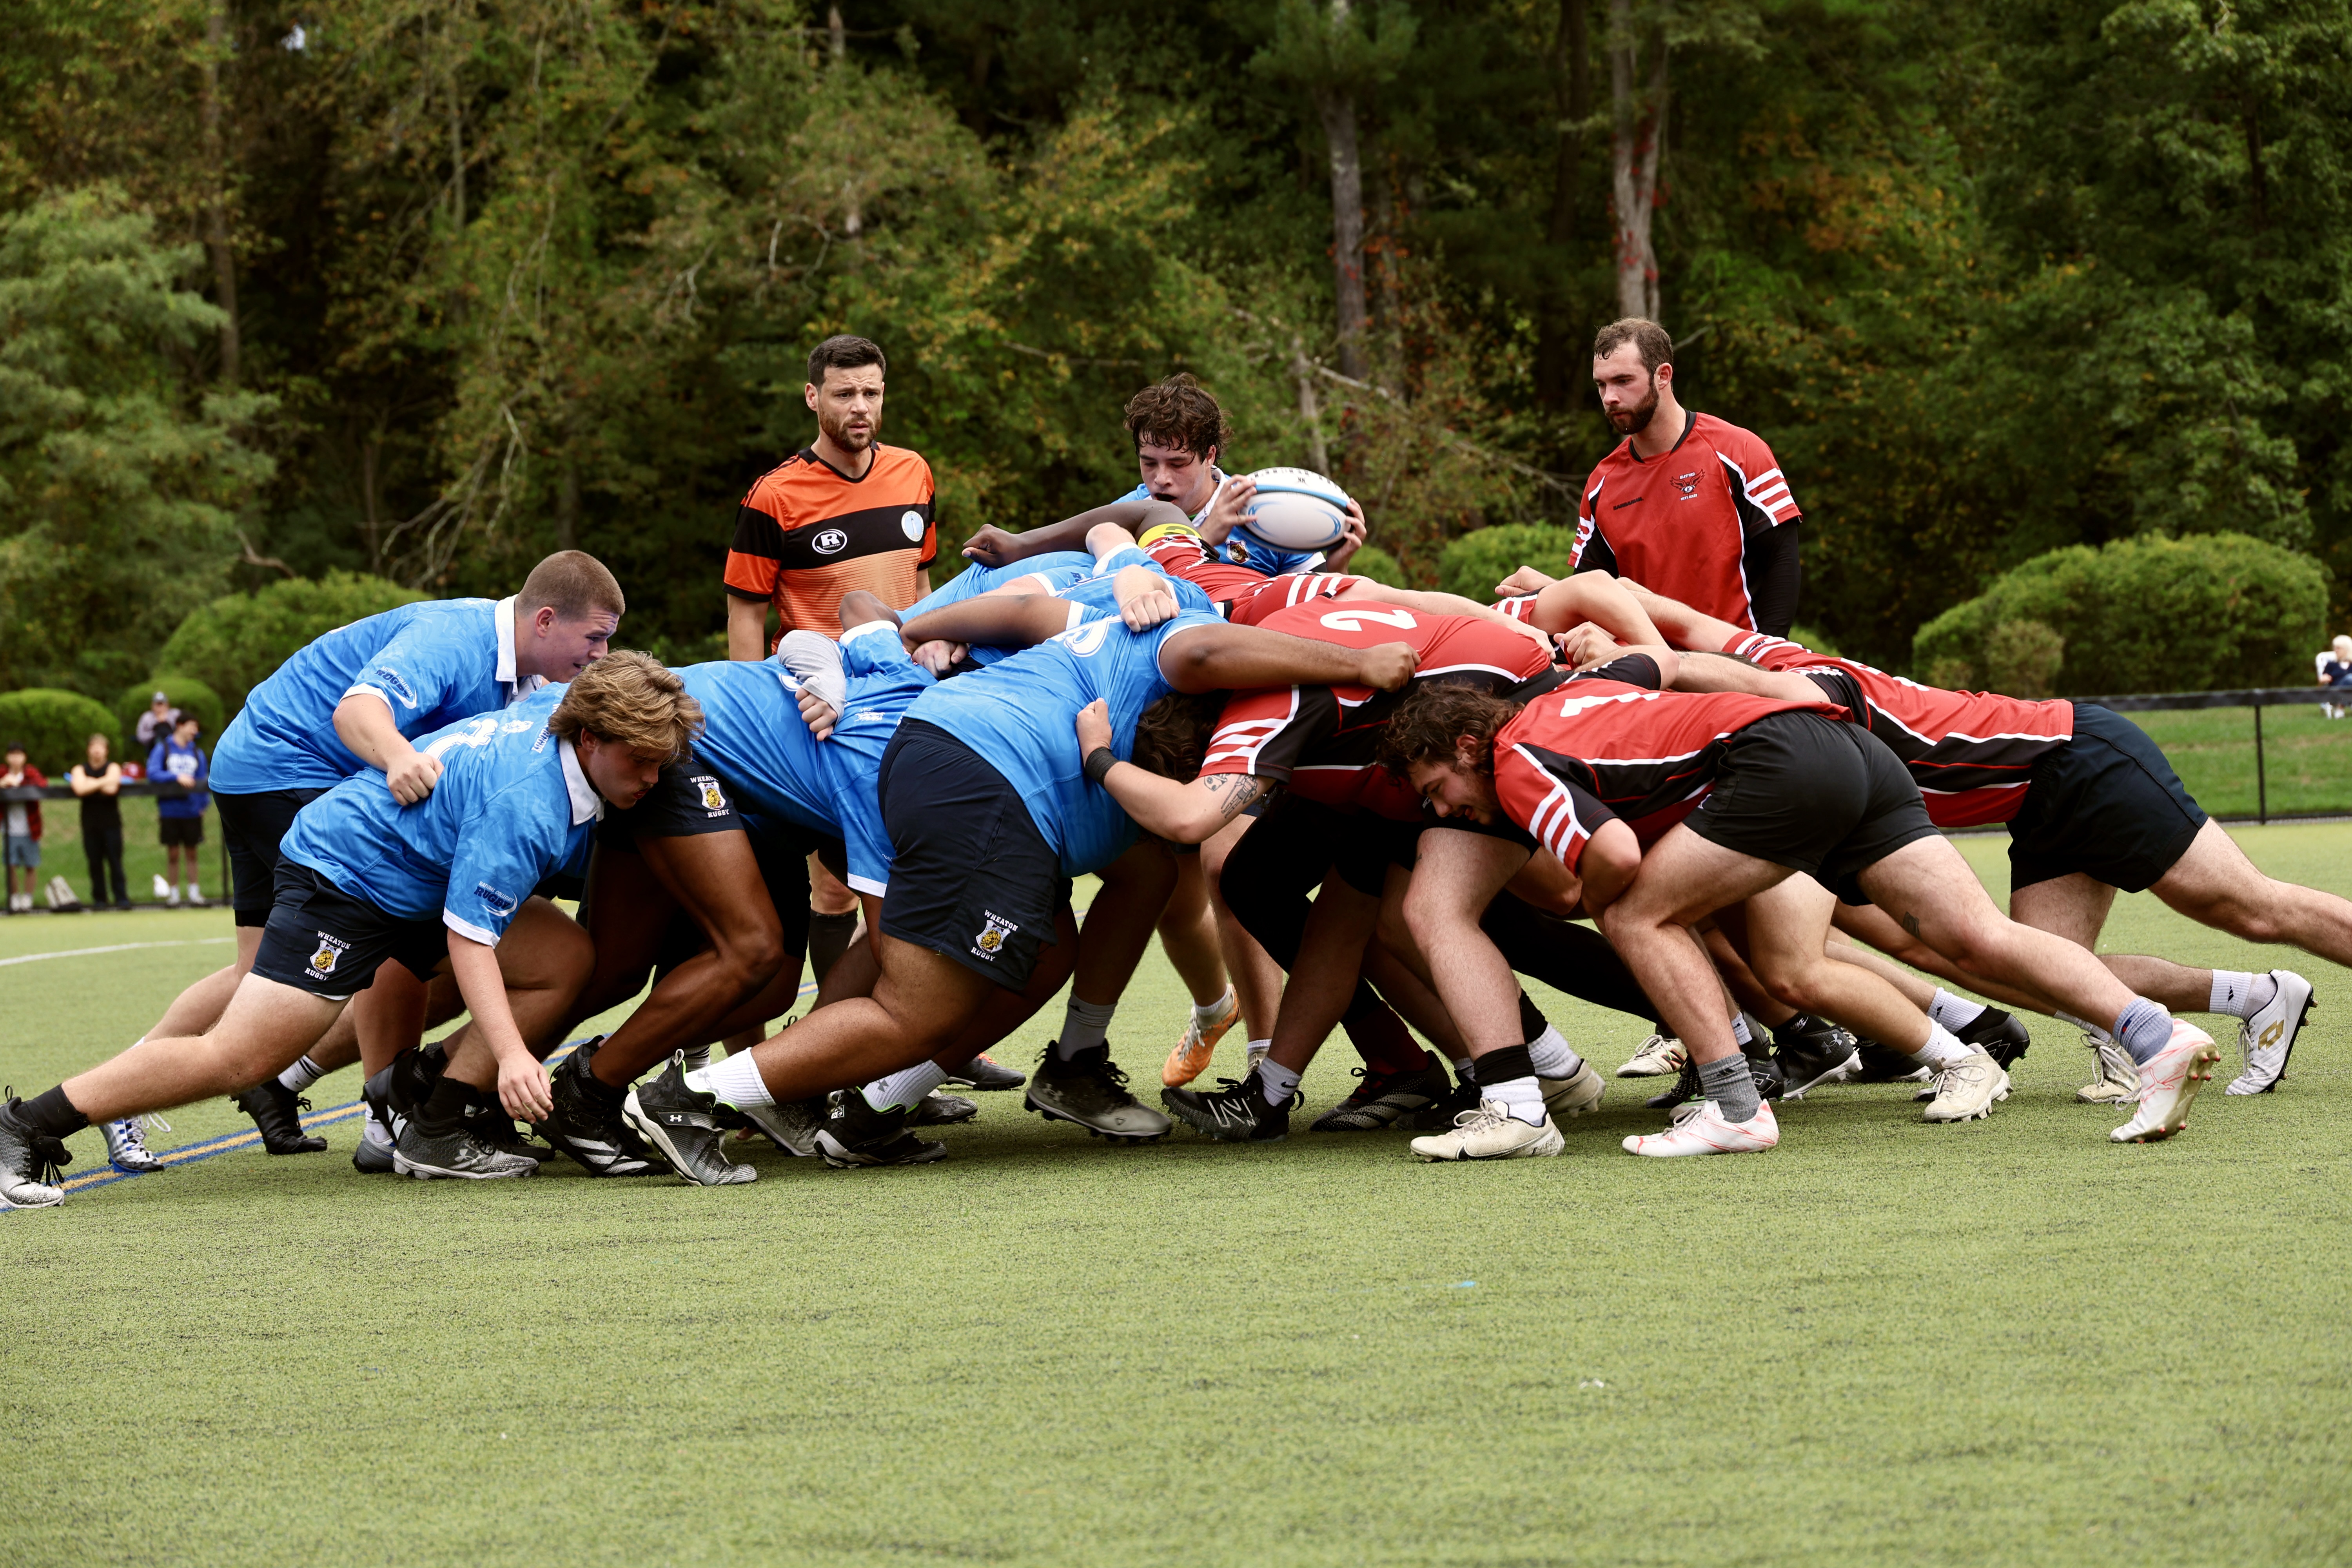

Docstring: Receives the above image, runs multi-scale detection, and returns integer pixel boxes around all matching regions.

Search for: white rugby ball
[1240,466,1352,551]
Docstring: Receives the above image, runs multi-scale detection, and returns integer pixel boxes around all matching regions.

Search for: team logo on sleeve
[474,882,519,920]
[971,911,1019,960]
[692,775,728,814]
[900,510,926,541]
[307,932,348,979]
[371,667,420,708]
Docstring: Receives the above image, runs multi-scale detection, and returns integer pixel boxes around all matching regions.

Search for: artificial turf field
[4,827,2350,1567]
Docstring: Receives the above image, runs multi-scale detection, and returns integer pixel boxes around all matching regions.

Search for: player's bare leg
[1156,852,1243,1085]
[1202,815,1283,1055]
[59,977,347,1124]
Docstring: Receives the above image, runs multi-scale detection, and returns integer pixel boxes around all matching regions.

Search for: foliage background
[3,0,2349,690]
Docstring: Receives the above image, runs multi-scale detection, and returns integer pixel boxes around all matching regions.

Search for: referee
[724,334,938,985]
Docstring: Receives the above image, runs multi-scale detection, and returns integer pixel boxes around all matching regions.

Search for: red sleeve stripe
[1507,744,1594,869]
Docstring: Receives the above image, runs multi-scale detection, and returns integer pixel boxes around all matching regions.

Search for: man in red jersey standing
[1572,318,1802,637]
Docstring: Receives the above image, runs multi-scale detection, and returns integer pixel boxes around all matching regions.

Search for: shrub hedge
[158,570,425,714]
[0,688,127,776]
[1436,523,1577,601]
[113,675,225,752]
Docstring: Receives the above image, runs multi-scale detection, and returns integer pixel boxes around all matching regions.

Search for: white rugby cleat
[1616,1033,1686,1078]
[2110,1022,2220,1143]
[2226,969,2312,1096]
[1622,1098,1779,1157]
[1920,1050,2009,1123]
[1409,1100,1563,1161]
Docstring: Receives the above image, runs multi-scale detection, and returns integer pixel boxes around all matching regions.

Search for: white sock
[277,1054,326,1093]
[1927,989,1988,1032]
[1907,1022,1974,1070]
[1486,1074,1546,1126]
[2208,970,2275,1019]
[361,1117,393,1151]
[187,882,202,901]
[1730,1013,1755,1048]
[1253,1058,1301,1103]
[1056,997,1117,1057]
[1524,1024,1582,1080]
[689,1053,774,1109]
[863,1060,948,1113]
[1192,989,1236,1028]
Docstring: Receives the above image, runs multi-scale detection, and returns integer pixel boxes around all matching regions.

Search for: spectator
[70,733,131,910]
[149,714,210,907]
[2,741,45,915]
[133,690,179,750]
[2321,635,2352,720]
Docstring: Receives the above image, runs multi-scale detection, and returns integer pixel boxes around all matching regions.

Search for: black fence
[2076,686,2350,826]
[1,779,226,906]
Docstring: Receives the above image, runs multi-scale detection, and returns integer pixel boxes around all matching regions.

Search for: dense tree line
[3,0,2347,695]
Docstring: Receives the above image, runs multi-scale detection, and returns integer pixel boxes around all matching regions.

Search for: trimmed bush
[1437,523,1577,601]
[113,675,225,753]
[1346,545,1406,588]
[159,571,426,714]
[1913,533,2327,696]
[0,688,125,776]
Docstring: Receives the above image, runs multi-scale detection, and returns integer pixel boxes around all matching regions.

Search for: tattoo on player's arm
[1901,913,1922,939]
[1203,774,1270,821]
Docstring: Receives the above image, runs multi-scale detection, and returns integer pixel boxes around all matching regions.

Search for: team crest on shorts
[308,932,348,979]
[971,911,1019,960]
[694,775,727,813]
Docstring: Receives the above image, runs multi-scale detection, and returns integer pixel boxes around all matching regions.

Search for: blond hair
[520,550,626,621]
[550,651,700,762]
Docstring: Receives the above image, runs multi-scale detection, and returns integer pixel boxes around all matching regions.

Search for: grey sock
[1699,1054,1761,1123]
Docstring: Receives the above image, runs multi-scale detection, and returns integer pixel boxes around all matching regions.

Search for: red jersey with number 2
[1202,601,1555,819]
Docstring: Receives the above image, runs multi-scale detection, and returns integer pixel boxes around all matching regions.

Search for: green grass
[5,828,2351,1566]
[2126,703,2352,818]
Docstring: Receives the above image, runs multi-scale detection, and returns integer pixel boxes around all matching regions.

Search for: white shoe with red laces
[2110,1021,2221,1143]
[1622,1098,1779,1158]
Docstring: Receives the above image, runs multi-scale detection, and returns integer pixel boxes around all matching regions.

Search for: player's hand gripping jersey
[211,598,539,795]
[1201,601,1556,818]
[900,552,1099,623]
[908,610,1227,876]
[1135,522,1357,619]
[275,686,599,944]
[944,548,1218,668]
[1490,656,1849,869]
[674,621,931,896]
[1722,632,2075,828]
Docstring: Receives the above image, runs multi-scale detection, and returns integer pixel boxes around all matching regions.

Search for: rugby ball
[1240,466,1352,552]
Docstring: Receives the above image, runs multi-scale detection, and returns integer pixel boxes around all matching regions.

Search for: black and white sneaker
[1024,1043,1171,1143]
[737,1094,832,1156]
[231,1078,327,1155]
[1163,1074,1293,1142]
[1847,1042,1931,1084]
[1958,1008,2033,1070]
[1774,1014,1863,1100]
[945,1053,1026,1092]
[622,1053,756,1186]
[912,1089,978,1125]
[1406,1074,1483,1131]
[540,1044,657,1177]
[353,1065,402,1174]
[392,1118,537,1181]
[813,1094,948,1167]
[1309,1063,1448,1131]
[0,1093,70,1208]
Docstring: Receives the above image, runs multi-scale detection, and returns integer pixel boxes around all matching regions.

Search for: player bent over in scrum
[1381,654,2220,1156]
[659,601,1419,1158]
[0,656,695,1207]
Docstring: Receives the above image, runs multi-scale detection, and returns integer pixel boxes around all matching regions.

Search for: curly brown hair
[1123,374,1232,461]
[551,650,702,763]
[1132,691,1225,781]
[1374,682,1526,777]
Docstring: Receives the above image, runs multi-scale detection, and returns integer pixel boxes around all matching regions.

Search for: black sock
[808,909,859,985]
[419,1074,482,1133]
[1515,992,1546,1041]
[1476,1044,1535,1085]
[1772,1014,1818,1050]
[19,1086,91,1139]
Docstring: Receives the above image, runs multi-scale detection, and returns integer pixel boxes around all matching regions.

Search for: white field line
[0,936,237,969]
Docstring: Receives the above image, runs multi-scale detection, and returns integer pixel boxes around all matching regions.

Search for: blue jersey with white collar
[909,610,1224,876]
[958,548,1216,668]
[278,685,599,944]
[676,623,930,896]
[212,597,541,795]
[902,554,1097,623]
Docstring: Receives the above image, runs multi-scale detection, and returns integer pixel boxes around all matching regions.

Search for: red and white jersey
[1203,601,1555,820]
[1139,526,1363,624]
[1494,656,1846,869]
[1223,571,1364,626]
[1723,632,2074,828]
[1574,412,1798,631]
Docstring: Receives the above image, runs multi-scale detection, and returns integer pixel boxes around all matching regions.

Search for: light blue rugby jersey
[211,597,539,795]
[278,685,600,945]
[675,622,929,896]
[901,554,1098,623]
[954,547,1217,669]
[909,610,1225,877]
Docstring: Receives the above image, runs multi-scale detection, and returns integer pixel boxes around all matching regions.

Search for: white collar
[557,738,604,823]
[495,597,547,699]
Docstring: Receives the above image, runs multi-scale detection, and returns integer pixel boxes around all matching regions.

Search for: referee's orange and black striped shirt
[723,444,938,641]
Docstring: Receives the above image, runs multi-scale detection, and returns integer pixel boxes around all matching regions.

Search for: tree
[0,186,272,698]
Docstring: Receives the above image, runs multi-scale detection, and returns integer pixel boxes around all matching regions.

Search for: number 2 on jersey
[1318,606,1417,634]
